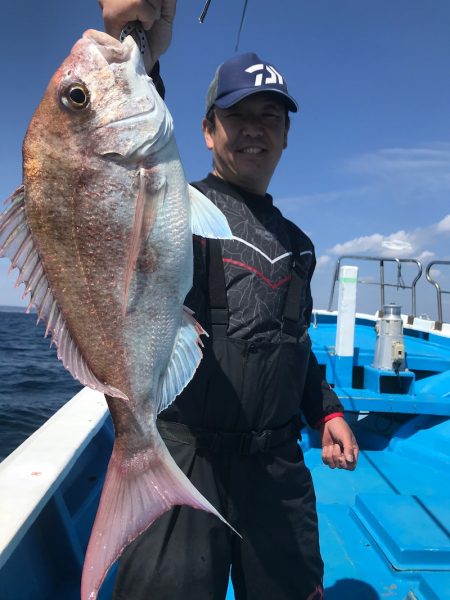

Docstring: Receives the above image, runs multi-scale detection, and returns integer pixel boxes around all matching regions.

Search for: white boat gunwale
[0,387,109,570]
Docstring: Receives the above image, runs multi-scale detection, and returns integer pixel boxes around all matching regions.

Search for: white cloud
[316,255,331,269]
[330,233,383,255]
[278,186,372,208]
[326,211,450,263]
[346,144,450,178]
[277,144,450,232]
[436,214,450,233]
[381,239,413,252]
[336,143,450,208]
[278,144,450,244]
[329,229,420,257]
[428,267,442,278]
[417,250,435,263]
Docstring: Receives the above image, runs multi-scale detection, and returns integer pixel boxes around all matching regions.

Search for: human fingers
[99,0,163,39]
[322,443,343,469]
[160,0,177,24]
[146,0,177,64]
[342,434,359,467]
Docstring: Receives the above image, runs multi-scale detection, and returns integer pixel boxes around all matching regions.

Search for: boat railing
[425,260,450,328]
[327,255,423,316]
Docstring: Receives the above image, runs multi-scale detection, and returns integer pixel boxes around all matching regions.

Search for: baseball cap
[205,52,298,115]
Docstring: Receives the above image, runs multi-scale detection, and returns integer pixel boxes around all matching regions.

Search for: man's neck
[212,168,268,197]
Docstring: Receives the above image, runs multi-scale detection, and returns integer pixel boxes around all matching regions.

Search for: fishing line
[235,0,249,51]
[199,0,213,23]
[199,0,250,52]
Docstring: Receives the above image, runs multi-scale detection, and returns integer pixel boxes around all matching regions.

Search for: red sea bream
[0,30,233,600]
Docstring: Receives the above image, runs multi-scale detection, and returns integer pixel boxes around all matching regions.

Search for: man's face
[202,93,289,195]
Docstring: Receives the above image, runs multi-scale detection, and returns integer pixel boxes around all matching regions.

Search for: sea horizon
[0,304,32,313]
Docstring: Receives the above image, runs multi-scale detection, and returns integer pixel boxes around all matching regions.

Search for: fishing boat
[1,256,449,600]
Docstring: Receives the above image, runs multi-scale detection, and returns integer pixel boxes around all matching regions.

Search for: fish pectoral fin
[188,184,233,239]
[0,186,128,400]
[155,308,207,414]
[123,170,167,316]
[81,437,238,600]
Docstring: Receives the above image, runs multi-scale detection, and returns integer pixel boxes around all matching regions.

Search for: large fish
[0,30,234,600]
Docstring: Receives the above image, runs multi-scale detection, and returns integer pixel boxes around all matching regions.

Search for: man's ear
[202,118,214,150]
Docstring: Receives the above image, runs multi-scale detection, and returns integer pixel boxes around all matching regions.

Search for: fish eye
[61,83,90,111]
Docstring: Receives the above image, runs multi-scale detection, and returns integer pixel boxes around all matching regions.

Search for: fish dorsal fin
[155,308,206,414]
[188,184,233,239]
[0,187,128,400]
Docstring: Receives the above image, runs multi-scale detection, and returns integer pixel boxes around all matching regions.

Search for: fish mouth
[95,109,155,130]
[97,106,173,162]
[97,109,173,163]
[83,29,135,65]
[80,30,173,161]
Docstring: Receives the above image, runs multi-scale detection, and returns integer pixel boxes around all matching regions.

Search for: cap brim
[214,87,298,113]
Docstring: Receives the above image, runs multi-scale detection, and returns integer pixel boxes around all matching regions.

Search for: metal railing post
[327,256,423,316]
[425,261,450,325]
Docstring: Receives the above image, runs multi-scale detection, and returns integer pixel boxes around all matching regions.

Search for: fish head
[23,29,173,182]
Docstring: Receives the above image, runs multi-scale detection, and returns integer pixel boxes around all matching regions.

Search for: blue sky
[1,0,450,320]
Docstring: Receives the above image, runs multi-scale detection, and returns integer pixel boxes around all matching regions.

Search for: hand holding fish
[99,0,177,70]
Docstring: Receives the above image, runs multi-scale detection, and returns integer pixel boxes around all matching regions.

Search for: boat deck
[305,312,450,599]
[304,415,450,600]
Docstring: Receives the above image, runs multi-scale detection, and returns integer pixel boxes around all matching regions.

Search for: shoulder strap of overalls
[281,219,306,339]
[207,239,228,337]
[189,181,230,338]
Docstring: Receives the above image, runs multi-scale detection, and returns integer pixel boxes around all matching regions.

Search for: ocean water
[0,307,82,461]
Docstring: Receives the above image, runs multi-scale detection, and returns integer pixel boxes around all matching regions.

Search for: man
[100,3,359,599]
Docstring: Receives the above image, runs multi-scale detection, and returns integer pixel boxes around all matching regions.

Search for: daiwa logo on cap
[245,64,284,87]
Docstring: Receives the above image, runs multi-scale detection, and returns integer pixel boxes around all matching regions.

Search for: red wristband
[315,412,345,429]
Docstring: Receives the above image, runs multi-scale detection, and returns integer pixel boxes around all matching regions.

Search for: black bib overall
[113,192,325,600]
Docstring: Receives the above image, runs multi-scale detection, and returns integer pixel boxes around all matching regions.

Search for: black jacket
[180,174,343,428]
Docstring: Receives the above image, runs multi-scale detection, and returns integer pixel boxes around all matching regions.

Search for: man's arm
[99,0,177,72]
[301,253,359,471]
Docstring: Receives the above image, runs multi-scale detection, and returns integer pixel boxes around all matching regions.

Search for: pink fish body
[0,30,233,600]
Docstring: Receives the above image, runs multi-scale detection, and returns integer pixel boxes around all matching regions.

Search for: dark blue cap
[205,52,298,115]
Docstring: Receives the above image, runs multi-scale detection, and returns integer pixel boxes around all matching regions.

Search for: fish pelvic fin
[0,186,128,400]
[81,436,239,600]
[188,184,233,239]
[155,308,207,414]
[123,169,166,317]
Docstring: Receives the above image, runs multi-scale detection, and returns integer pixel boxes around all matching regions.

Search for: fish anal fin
[155,308,207,414]
[81,436,237,600]
[188,185,233,239]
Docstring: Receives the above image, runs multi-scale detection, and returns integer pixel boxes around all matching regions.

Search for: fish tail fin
[81,438,238,600]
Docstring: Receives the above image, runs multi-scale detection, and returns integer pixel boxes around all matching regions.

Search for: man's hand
[99,0,177,71]
[320,417,359,471]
